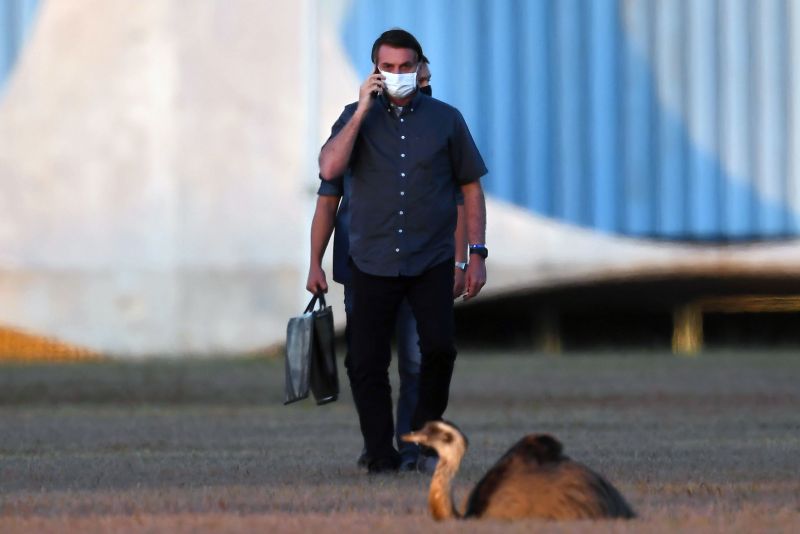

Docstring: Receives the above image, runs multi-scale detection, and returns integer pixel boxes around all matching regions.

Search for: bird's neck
[428,457,462,520]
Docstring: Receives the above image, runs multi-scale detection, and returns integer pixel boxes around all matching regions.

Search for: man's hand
[306,264,328,295]
[358,72,385,112]
[453,268,466,299]
[462,257,486,300]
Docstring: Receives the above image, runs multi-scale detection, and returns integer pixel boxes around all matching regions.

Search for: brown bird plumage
[402,420,636,521]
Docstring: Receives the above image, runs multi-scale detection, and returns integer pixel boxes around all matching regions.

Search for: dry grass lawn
[1,350,799,532]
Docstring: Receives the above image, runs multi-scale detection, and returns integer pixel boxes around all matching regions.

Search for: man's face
[417,63,431,87]
[376,45,417,74]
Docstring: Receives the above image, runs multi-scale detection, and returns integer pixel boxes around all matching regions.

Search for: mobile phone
[372,65,381,97]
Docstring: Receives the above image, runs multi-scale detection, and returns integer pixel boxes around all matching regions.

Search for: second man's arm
[306,195,341,294]
[453,204,467,298]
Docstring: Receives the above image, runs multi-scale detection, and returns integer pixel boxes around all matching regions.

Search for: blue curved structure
[0,0,39,93]
[342,0,799,241]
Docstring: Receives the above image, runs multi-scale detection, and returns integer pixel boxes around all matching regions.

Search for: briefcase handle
[303,293,327,314]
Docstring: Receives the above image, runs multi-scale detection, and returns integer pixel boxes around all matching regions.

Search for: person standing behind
[318,29,488,474]
[416,59,432,95]
[307,61,468,472]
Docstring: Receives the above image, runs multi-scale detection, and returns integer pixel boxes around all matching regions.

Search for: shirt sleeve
[449,109,488,185]
[317,174,344,196]
[326,104,357,142]
[321,104,358,175]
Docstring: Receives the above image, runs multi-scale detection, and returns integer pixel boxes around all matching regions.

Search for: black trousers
[347,259,457,461]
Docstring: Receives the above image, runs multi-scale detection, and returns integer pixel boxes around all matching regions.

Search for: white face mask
[380,69,417,99]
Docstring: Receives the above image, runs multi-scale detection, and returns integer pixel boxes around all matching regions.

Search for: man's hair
[371,28,424,64]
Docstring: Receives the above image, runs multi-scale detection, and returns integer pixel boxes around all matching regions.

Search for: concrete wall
[2,0,800,357]
[0,0,354,356]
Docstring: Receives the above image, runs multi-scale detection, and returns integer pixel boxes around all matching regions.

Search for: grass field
[1,350,799,532]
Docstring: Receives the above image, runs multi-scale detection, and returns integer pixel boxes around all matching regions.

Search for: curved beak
[401,430,424,444]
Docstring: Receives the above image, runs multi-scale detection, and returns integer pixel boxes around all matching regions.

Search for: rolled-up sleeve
[317,174,344,196]
[328,105,354,139]
[320,104,358,177]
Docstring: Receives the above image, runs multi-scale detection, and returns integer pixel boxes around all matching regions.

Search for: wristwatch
[454,261,467,272]
[468,243,488,259]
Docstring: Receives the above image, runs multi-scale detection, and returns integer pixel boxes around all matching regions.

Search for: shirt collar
[378,90,425,115]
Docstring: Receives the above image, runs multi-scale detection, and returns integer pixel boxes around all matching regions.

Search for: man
[417,60,432,96]
[318,29,488,474]
[308,61,468,472]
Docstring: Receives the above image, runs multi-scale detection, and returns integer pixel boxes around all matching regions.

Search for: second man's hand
[453,268,466,299]
[306,264,329,295]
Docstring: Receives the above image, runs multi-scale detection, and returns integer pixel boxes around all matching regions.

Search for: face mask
[419,85,432,96]
[380,69,417,99]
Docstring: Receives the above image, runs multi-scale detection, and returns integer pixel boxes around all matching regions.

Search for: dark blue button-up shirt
[318,172,464,285]
[323,92,487,277]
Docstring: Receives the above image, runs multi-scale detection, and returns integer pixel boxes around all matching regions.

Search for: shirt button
[410,108,414,112]
[400,118,404,122]
[399,210,404,215]
[401,172,406,177]
[395,248,400,252]
[401,153,405,158]
[400,191,405,196]
[401,135,405,140]
[398,229,403,233]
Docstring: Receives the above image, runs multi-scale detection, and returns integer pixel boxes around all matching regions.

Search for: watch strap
[468,244,488,259]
